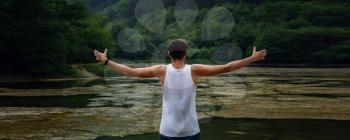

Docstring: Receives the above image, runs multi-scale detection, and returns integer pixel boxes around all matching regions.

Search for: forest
[1,0,349,77]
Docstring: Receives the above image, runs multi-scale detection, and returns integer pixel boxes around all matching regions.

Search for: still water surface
[0,67,350,139]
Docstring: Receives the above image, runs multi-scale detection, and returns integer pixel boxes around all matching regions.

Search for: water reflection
[0,67,350,139]
[94,117,350,140]
[0,94,101,108]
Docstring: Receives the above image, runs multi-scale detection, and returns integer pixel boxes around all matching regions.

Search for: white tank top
[160,64,200,137]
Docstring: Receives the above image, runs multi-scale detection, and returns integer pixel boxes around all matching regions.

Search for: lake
[0,67,350,139]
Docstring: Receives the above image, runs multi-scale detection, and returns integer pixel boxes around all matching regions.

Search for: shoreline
[250,63,350,68]
[0,63,350,82]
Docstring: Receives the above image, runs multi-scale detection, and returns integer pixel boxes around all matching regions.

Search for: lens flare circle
[135,0,166,33]
[174,0,198,29]
[211,43,242,64]
[117,28,147,53]
[201,7,235,41]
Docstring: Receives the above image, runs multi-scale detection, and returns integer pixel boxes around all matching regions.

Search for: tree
[0,0,114,76]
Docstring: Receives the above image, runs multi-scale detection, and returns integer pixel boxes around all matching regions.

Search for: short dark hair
[168,39,187,60]
[169,51,186,60]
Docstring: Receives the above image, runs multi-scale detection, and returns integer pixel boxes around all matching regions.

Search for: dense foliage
[86,0,350,64]
[0,0,113,76]
[0,0,349,76]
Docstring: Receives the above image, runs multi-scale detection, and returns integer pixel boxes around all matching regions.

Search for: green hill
[0,0,349,77]
[84,0,350,64]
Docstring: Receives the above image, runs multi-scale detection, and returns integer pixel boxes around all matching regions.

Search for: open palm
[94,49,108,63]
[252,46,267,61]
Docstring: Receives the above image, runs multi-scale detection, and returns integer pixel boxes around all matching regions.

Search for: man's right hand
[251,46,267,61]
[94,48,108,63]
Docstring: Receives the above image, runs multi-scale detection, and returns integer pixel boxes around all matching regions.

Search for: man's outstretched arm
[93,49,163,78]
[192,47,267,76]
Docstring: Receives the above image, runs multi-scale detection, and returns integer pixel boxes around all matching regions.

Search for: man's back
[94,39,267,140]
[160,64,200,137]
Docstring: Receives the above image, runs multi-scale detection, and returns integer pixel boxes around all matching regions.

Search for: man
[94,39,267,140]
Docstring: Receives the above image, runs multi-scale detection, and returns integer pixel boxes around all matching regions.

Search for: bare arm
[93,49,163,78]
[105,61,163,78]
[192,47,267,76]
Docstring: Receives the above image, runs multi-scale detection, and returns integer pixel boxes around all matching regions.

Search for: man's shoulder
[153,64,166,68]
[152,64,166,72]
[191,64,206,70]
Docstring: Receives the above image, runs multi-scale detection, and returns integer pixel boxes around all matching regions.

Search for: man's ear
[167,51,172,61]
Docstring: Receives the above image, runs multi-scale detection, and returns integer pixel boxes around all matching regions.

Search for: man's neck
[171,60,185,69]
